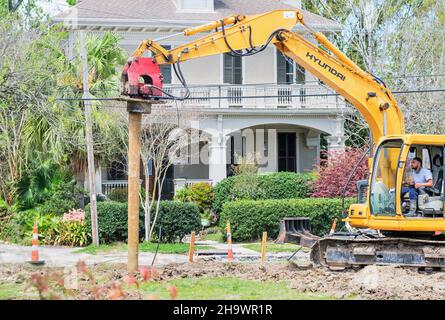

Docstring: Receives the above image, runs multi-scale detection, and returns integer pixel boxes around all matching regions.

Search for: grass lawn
[76,242,216,255]
[242,242,309,254]
[0,283,26,300]
[0,277,339,300]
[201,232,224,242]
[140,277,335,300]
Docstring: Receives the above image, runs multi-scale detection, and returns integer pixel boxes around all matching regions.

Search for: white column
[327,135,346,151]
[85,163,103,194]
[327,118,346,151]
[94,163,103,195]
[208,115,227,184]
[209,135,228,184]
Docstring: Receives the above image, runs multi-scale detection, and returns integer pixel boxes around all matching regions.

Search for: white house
[54,0,347,199]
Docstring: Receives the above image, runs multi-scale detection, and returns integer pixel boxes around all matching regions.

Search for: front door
[278,133,297,172]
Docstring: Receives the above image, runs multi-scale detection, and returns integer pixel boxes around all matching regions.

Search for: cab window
[369,140,403,216]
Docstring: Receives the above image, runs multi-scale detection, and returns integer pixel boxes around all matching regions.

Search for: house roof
[53,0,341,31]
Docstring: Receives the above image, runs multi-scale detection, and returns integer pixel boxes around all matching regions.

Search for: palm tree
[24,31,126,206]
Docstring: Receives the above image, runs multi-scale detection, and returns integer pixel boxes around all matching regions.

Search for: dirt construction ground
[2,260,445,300]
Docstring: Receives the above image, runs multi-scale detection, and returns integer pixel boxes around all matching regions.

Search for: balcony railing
[102,179,210,198]
[162,83,343,109]
[102,180,141,196]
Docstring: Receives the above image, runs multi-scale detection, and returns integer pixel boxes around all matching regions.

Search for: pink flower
[63,209,85,223]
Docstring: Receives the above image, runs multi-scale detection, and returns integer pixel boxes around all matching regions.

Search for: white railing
[102,180,142,196]
[162,83,343,109]
[173,178,213,194]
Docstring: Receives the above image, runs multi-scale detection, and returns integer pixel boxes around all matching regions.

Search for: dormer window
[176,0,214,12]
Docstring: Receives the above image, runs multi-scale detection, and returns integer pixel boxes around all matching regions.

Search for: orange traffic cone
[329,218,338,236]
[226,221,234,262]
[29,222,45,266]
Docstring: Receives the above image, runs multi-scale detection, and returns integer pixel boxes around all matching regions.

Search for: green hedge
[154,201,201,242]
[260,172,315,199]
[219,198,354,242]
[212,172,315,214]
[85,201,130,244]
[85,200,201,243]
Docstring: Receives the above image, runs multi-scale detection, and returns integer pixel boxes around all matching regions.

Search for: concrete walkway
[0,243,188,267]
[195,240,309,262]
[0,241,308,267]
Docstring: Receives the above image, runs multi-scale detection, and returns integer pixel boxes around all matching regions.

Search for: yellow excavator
[121,10,445,269]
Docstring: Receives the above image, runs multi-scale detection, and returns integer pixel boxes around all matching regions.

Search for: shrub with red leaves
[311,147,369,198]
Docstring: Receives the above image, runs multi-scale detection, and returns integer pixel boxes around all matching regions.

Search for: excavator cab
[348,135,445,232]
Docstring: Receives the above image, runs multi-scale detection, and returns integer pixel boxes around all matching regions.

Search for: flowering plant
[62,209,85,223]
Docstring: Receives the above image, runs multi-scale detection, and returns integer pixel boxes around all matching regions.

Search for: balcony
[162,83,344,110]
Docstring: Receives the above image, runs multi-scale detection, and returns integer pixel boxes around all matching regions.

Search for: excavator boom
[123,9,404,143]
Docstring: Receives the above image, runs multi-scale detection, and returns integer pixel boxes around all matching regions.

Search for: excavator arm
[122,9,404,143]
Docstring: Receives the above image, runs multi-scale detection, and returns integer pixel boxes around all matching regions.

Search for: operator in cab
[402,157,433,217]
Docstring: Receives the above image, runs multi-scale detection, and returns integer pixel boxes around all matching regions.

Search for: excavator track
[310,235,445,270]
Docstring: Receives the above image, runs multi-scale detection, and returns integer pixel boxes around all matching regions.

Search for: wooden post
[126,99,151,273]
[261,231,267,264]
[80,30,99,246]
[127,111,142,273]
[188,231,196,263]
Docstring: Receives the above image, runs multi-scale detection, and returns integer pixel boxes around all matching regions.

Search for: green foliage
[11,208,40,239]
[85,201,130,244]
[85,200,201,244]
[51,221,89,247]
[108,188,128,203]
[212,172,315,214]
[219,198,355,242]
[0,198,9,217]
[174,188,192,202]
[0,216,21,243]
[39,180,82,215]
[231,173,266,201]
[9,209,58,244]
[175,183,214,213]
[153,201,201,243]
[14,158,81,215]
[260,172,315,200]
[15,160,60,210]
[4,207,88,246]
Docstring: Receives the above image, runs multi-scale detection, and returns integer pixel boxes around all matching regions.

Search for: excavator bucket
[275,217,320,248]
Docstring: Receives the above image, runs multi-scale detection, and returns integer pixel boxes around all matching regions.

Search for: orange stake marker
[226,221,233,262]
[29,222,45,266]
[188,231,196,263]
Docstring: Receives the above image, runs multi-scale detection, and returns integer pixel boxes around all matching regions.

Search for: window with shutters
[223,54,242,84]
[276,51,305,84]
